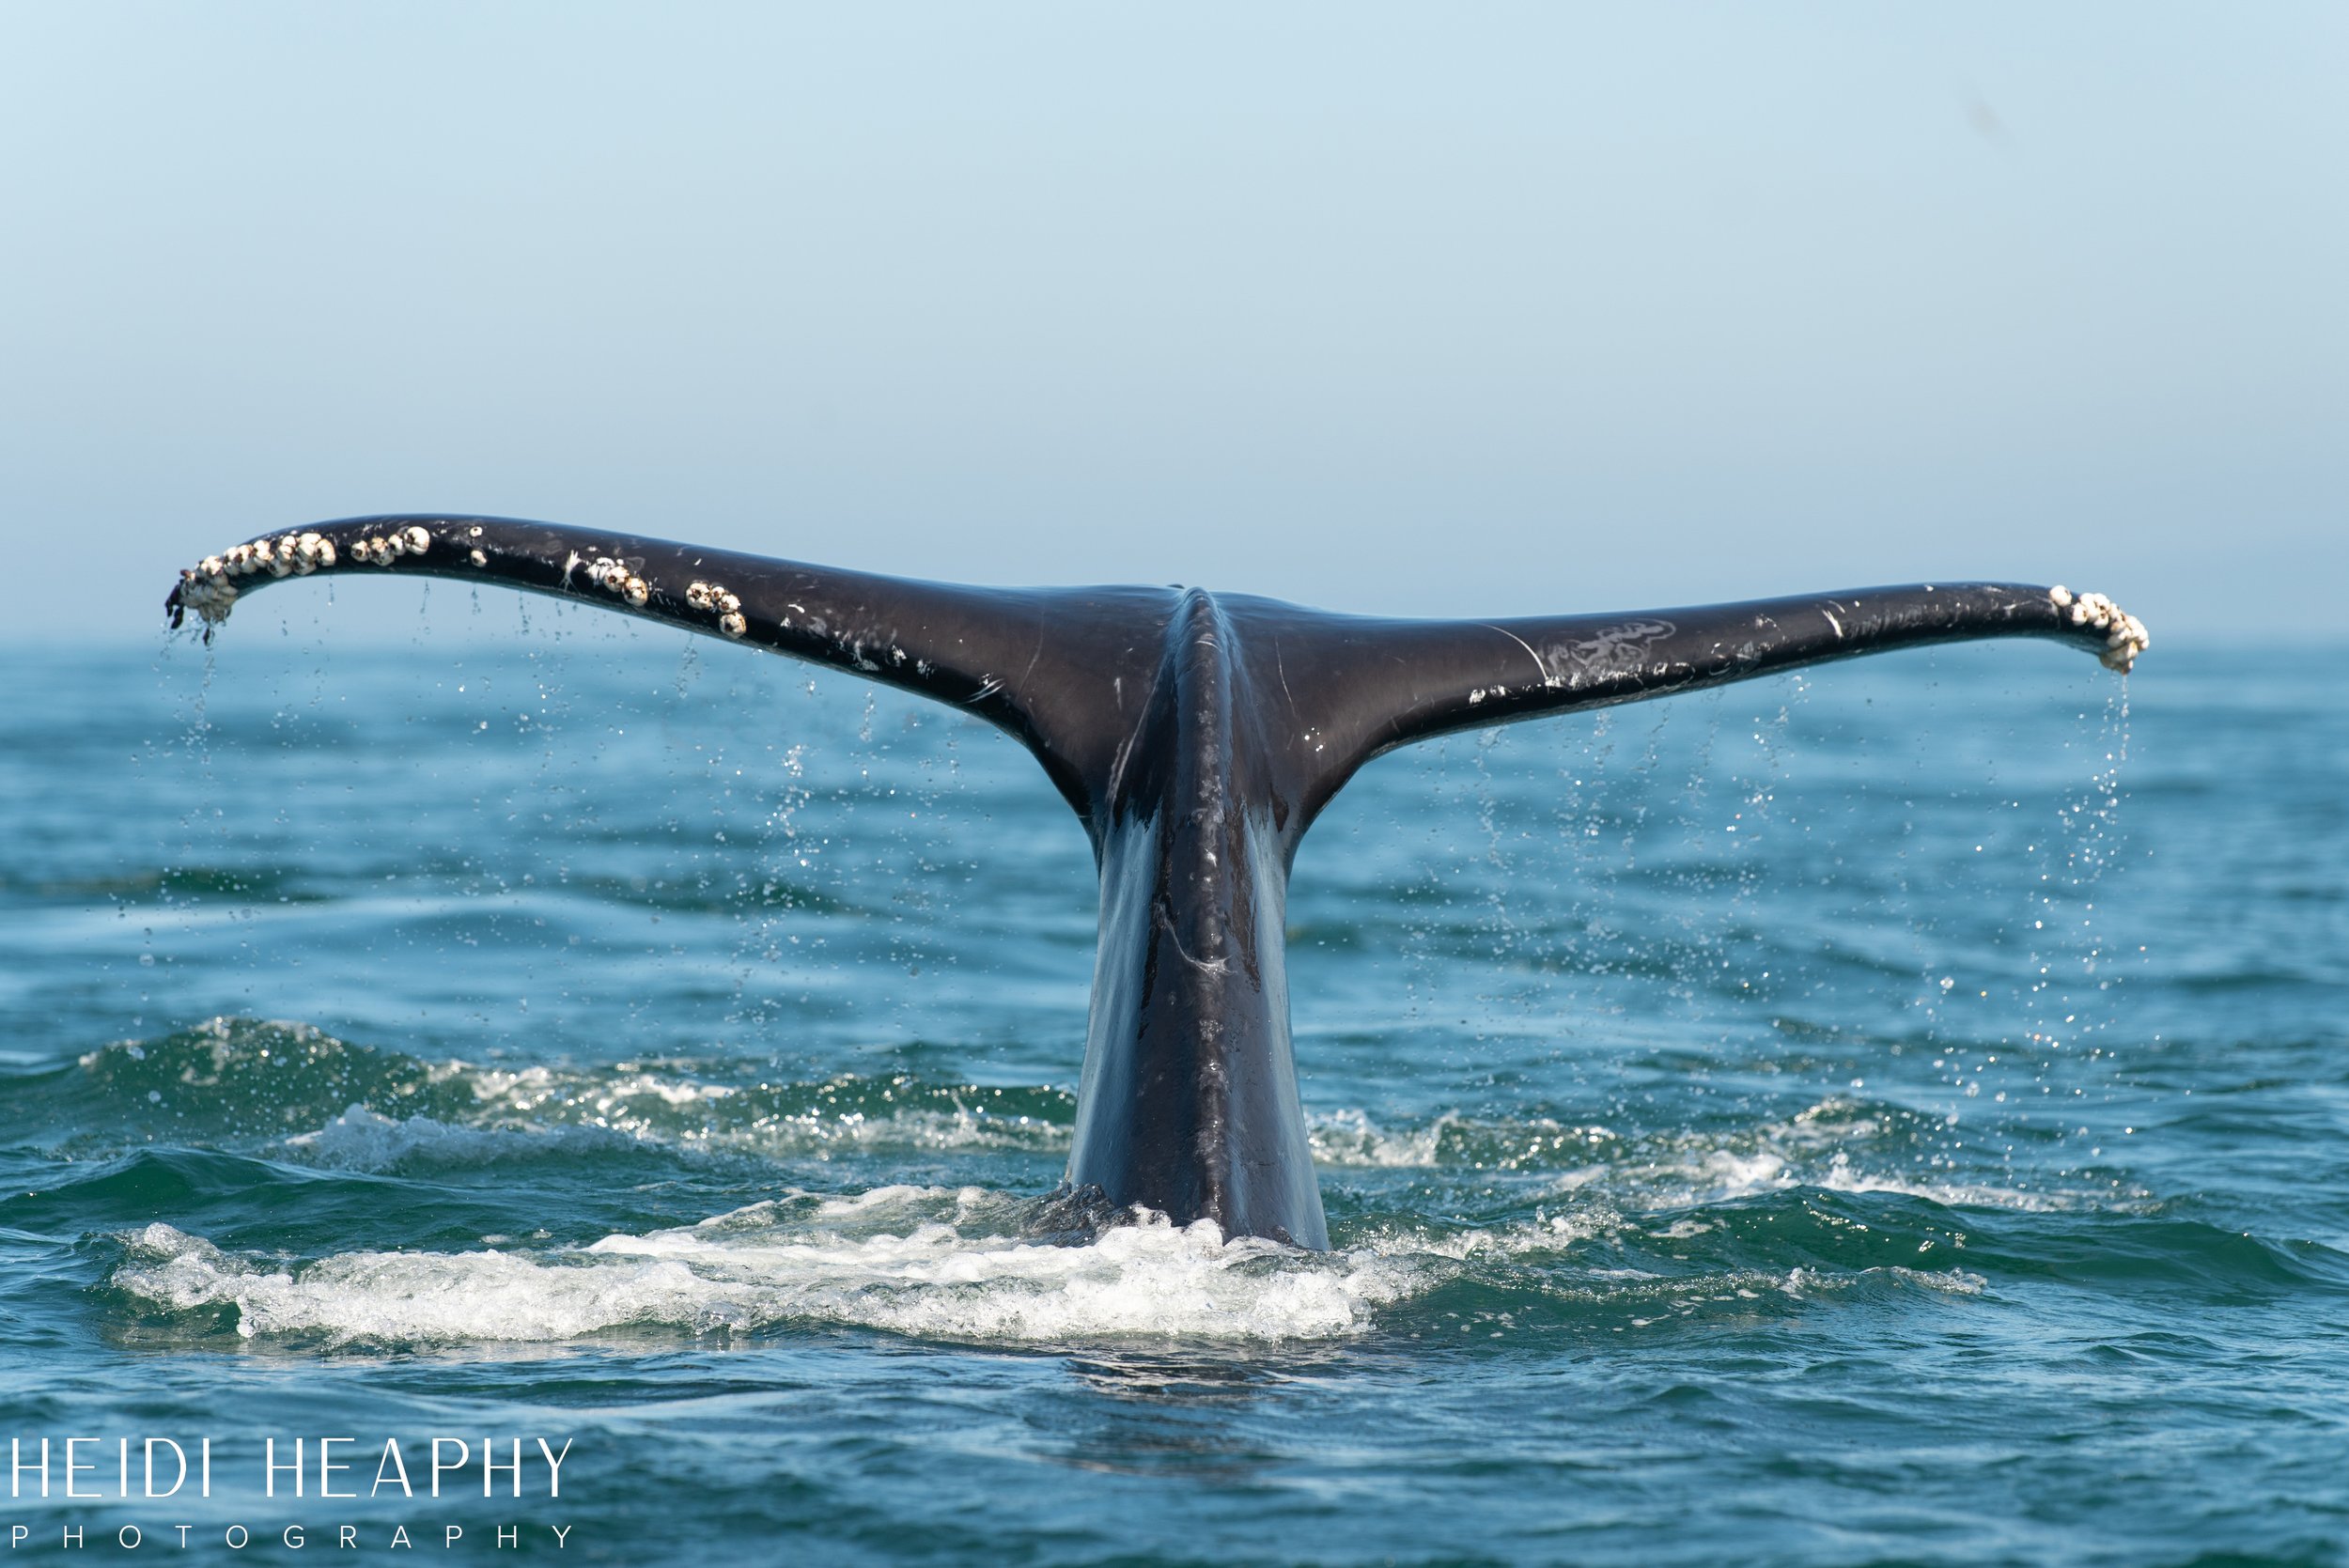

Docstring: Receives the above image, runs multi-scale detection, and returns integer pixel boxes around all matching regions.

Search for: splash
[110,1188,1987,1351]
[114,1195,1424,1347]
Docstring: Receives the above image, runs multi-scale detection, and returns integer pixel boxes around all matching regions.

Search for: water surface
[3,620,2341,1565]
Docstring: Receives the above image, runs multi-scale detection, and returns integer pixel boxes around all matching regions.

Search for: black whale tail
[167,515,2149,1248]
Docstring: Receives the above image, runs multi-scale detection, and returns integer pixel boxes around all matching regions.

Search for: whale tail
[167,514,2145,846]
[168,515,2147,1247]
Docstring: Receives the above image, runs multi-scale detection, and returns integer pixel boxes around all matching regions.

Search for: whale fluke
[168,515,2149,1248]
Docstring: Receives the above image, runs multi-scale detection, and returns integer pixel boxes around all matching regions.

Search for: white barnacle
[403,525,431,553]
[468,524,484,538]
[2056,586,2150,672]
[719,611,746,638]
[469,548,488,567]
[718,591,740,614]
[2099,606,2150,671]
[2049,584,2074,610]
[685,582,711,610]
[174,567,240,626]
[624,576,649,607]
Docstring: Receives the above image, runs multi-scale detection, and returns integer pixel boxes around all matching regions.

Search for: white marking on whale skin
[1537,619,1676,690]
[1483,623,1551,687]
[1158,905,1232,976]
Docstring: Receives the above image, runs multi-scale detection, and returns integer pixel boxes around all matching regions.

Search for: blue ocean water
[2,611,2343,1566]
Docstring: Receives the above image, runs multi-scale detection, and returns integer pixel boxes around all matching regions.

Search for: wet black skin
[170,516,2137,1250]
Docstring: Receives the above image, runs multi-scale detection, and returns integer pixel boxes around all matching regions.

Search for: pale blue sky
[3,4,2341,643]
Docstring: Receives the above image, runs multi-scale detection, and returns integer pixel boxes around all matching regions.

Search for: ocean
[3,611,2342,1565]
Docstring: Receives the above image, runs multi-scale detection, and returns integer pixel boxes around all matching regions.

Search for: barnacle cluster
[348,524,433,566]
[2049,586,2151,673]
[584,556,652,608]
[169,530,338,629]
[686,580,747,638]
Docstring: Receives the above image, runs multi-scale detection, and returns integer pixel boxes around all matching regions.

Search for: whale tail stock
[168,515,2148,1248]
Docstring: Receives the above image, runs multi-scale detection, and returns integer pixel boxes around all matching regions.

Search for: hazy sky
[3,4,2341,644]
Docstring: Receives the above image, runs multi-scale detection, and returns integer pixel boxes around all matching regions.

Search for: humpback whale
[168,516,2149,1250]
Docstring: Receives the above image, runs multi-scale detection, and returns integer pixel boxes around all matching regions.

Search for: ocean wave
[41,1024,2121,1219]
[284,1104,643,1170]
[28,1018,1075,1165]
[1308,1096,2102,1213]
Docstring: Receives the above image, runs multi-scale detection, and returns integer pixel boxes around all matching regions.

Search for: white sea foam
[1586,1142,2069,1213]
[286,1104,639,1169]
[1308,1109,1454,1167]
[1307,1095,2077,1212]
[114,1203,1426,1347]
[112,1177,1996,1351]
[1306,1108,1614,1171]
[1590,1097,2076,1213]
[270,1064,1075,1172]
